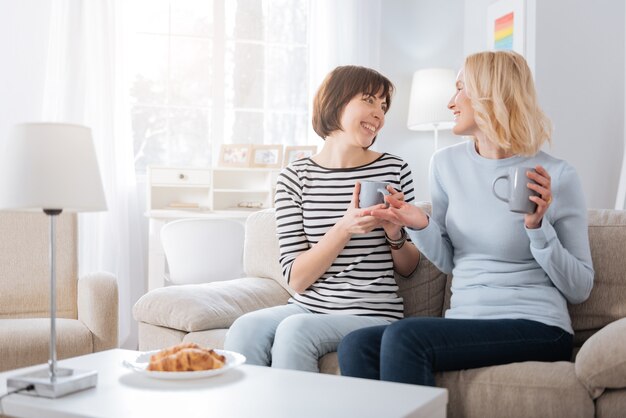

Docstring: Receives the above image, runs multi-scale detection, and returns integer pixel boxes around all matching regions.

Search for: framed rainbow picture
[487,0,526,55]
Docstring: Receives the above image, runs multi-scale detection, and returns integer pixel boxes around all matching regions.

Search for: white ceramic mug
[492,167,539,214]
[359,181,390,208]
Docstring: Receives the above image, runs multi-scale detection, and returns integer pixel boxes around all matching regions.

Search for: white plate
[123,349,246,380]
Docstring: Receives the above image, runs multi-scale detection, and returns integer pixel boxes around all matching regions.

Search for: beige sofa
[0,212,119,372]
[134,207,626,418]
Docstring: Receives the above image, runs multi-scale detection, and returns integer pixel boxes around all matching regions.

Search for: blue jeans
[338,317,573,386]
[223,303,391,372]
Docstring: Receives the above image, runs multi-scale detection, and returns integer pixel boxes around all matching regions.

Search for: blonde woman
[338,51,594,385]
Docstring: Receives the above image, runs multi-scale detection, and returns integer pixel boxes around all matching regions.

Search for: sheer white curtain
[307,0,382,142]
[43,0,145,349]
[308,0,382,96]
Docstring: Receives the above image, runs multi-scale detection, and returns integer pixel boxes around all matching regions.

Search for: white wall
[377,0,465,201]
[463,0,492,56]
[463,0,536,73]
[464,0,625,209]
[535,0,625,209]
[0,0,51,142]
[618,2,626,210]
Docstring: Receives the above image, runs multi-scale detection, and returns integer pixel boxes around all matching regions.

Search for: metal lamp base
[7,367,97,398]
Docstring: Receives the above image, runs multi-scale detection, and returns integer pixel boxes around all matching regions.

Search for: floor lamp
[0,123,107,398]
[407,68,457,151]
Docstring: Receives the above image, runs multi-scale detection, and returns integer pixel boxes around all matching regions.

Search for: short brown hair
[312,65,394,139]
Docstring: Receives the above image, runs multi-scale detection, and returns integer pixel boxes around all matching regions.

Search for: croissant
[148,347,226,372]
[149,342,200,363]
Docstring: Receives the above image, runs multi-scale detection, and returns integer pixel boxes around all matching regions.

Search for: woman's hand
[525,165,553,229]
[364,193,429,230]
[380,185,405,239]
[339,182,383,235]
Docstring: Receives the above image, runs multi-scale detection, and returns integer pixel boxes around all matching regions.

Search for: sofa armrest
[133,277,291,333]
[575,317,626,399]
[77,272,119,352]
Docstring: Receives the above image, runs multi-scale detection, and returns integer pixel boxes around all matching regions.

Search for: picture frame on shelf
[219,144,252,167]
[250,145,283,168]
[283,145,317,167]
[486,0,526,56]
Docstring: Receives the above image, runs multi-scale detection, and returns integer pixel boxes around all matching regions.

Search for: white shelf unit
[147,166,280,212]
[145,166,281,291]
[148,167,212,211]
[210,167,280,211]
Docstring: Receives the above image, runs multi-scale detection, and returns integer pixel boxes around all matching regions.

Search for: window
[129,0,310,173]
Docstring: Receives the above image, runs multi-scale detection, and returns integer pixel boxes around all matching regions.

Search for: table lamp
[0,122,107,398]
[407,68,456,150]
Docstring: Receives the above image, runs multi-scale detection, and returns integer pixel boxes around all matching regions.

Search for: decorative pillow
[575,317,626,399]
[243,209,292,294]
[569,210,626,339]
[133,277,290,332]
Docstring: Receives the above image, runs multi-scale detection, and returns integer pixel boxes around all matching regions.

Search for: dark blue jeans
[338,317,573,386]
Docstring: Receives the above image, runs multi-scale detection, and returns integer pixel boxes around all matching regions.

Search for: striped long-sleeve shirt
[274,153,416,320]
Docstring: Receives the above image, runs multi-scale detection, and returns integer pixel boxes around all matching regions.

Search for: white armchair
[0,212,118,372]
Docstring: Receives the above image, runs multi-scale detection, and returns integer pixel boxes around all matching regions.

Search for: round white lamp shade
[0,122,107,212]
[407,68,457,131]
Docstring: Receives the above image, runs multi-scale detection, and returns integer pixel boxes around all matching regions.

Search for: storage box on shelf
[146,166,280,291]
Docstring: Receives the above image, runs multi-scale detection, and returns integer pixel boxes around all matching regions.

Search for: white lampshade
[0,122,107,212]
[407,68,456,131]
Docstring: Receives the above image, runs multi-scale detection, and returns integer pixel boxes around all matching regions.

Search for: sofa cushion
[319,352,340,375]
[595,389,626,418]
[397,201,450,317]
[137,322,187,351]
[436,361,594,418]
[183,329,229,351]
[397,255,448,318]
[569,210,626,347]
[133,277,291,332]
[321,354,594,418]
[0,318,92,372]
[575,317,626,399]
[137,325,228,352]
[243,209,292,294]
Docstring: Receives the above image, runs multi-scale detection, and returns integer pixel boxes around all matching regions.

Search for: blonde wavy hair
[463,50,552,156]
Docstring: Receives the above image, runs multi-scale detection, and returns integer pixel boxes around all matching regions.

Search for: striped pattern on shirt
[274,153,416,320]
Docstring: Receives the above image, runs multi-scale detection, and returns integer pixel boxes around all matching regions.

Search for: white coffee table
[0,349,447,418]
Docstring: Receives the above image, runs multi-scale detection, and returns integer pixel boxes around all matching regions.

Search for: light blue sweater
[407,141,594,334]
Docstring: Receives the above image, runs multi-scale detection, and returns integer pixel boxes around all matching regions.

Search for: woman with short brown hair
[224,65,420,372]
